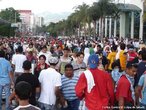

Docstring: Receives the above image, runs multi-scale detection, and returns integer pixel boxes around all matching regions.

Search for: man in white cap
[38,56,62,110]
[75,54,115,110]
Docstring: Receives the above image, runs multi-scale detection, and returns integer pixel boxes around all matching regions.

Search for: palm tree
[88,2,100,36]
[67,12,81,36]
[46,1,118,38]
[74,3,89,37]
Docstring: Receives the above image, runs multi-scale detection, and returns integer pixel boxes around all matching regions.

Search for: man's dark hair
[141,50,146,61]
[39,55,46,61]
[138,51,142,55]
[29,43,33,46]
[126,62,138,69]
[41,45,47,50]
[120,43,126,50]
[97,45,102,49]
[15,81,32,100]
[17,46,23,53]
[0,50,5,58]
[23,60,31,70]
[128,45,134,49]
[111,45,117,51]
[65,64,73,70]
[112,60,121,69]
[63,47,70,51]
[57,45,61,49]
[76,52,84,57]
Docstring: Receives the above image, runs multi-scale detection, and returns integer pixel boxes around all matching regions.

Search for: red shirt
[116,75,133,103]
[75,69,114,110]
[128,52,137,62]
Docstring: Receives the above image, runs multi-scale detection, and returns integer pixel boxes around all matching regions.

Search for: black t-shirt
[15,73,40,105]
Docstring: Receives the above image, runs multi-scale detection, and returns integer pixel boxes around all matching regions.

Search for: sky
[0,0,97,14]
[0,0,132,23]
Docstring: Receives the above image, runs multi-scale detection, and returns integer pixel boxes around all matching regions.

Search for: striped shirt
[61,75,79,101]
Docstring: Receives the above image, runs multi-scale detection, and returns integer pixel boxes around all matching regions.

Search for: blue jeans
[0,84,10,110]
[61,99,80,110]
[38,102,56,110]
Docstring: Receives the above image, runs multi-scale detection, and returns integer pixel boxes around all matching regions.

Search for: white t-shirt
[38,68,62,105]
[13,43,18,51]
[14,104,41,110]
[38,51,51,65]
[23,44,28,52]
[12,54,27,73]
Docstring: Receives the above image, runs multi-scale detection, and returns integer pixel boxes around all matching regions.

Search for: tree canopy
[46,1,118,37]
[0,7,21,23]
[0,7,21,37]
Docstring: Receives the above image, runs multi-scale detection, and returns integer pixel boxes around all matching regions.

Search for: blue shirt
[61,75,79,101]
[138,74,146,104]
[0,58,12,85]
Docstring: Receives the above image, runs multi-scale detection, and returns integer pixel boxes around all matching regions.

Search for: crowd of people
[0,36,146,110]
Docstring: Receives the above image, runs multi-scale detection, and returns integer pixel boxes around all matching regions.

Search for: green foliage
[0,24,15,37]
[0,7,21,23]
[47,22,58,37]
[0,7,21,37]
[75,3,89,26]
[46,1,118,37]
[88,2,100,22]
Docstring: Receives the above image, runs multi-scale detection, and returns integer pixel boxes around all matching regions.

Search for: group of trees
[0,7,21,37]
[0,1,145,38]
[47,0,119,37]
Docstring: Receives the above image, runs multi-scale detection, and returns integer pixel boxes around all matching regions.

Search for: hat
[48,57,59,64]
[88,54,99,69]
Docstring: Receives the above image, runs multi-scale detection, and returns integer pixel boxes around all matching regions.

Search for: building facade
[17,10,44,36]
[97,0,145,40]
[17,10,32,36]
[130,0,144,40]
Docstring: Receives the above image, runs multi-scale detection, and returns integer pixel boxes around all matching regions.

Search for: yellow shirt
[119,50,127,71]
[107,52,117,70]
